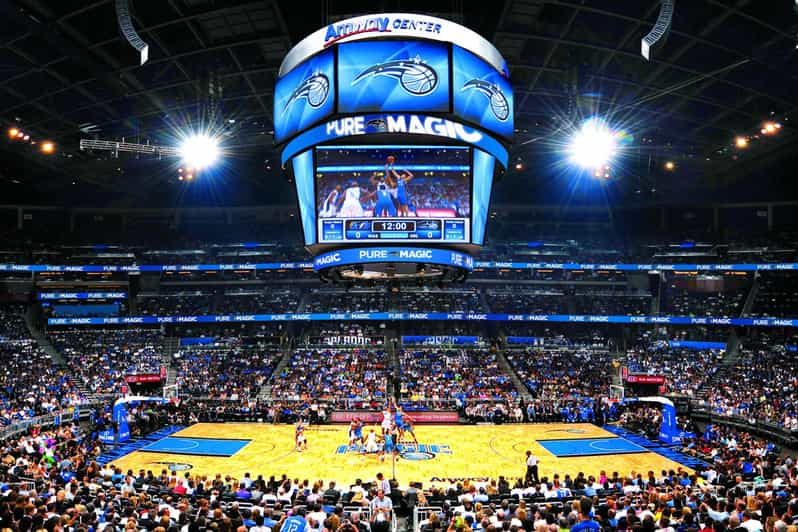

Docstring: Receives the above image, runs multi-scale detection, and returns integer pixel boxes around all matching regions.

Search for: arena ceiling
[0,0,797,206]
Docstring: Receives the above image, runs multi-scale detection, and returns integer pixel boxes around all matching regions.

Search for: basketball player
[394,406,406,440]
[338,180,368,218]
[370,173,397,218]
[321,184,342,218]
[381,405,393,435]
[349,418,364,446]
[390,168,415,217]
[363,428,380,454]
[379,427,398,462]
[401,410,418,444]
[295,420,308,452]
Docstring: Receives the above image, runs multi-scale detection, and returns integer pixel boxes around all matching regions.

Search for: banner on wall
[331,410,459,423]
[47,313,798,327]
[402,335,480,345]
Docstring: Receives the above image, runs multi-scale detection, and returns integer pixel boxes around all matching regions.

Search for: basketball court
[107,423,691,487]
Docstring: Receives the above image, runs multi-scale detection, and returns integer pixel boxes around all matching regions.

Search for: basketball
[306,74,330,108]
[400,63,438,95]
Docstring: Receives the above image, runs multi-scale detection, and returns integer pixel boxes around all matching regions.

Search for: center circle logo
[400,451,435,461]
[151,461,193,471]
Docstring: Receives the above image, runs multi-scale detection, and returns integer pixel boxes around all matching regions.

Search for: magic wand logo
[352,56,438,96]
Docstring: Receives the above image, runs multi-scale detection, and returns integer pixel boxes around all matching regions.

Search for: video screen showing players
[315,145,471,244]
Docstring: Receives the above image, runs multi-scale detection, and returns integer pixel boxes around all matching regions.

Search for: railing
[690,402,798,446]
[0,400,104,440]
[413,507,443,532]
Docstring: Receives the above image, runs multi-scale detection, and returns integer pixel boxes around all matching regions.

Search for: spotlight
[23,135,29,141]
[664,161,675,171]
[763,122,778,134]
[8,128,19,138]
[735,136,748,148]
[41,141,55,154]
[16,131,24,138]
[179,133,220,169]
[178,175,184,181]
[514,162,524,171]
[567,117,618,169]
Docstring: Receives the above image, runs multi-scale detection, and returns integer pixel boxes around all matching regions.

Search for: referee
[525,450,539,484]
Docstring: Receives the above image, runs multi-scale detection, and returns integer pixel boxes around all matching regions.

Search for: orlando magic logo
[462,79,510,121]
[282,72,330,116]
[352,55,438,96]
[366,119,388,133]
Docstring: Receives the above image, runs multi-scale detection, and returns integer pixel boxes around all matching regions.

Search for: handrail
[0,400,104,439]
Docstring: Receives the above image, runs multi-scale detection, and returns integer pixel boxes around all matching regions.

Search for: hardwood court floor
[109,423,690,488]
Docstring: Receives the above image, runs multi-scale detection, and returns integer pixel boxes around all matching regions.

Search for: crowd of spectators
[398,349,517,409]
[271,349,390,407]
[705,344,798,428]
[49,329,164,395]
[505,348,613,401]
[0,305,83,424]
[173,343,280,399]
[625,344,723,396]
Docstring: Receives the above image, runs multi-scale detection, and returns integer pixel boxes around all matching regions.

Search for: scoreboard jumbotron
[274,13,513,281]
[321,218,468,243]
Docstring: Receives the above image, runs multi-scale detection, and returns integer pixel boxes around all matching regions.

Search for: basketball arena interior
[1,1,798,532]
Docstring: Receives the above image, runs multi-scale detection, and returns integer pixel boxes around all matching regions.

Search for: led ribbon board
[5,262,798,272]
[48,314,798,328]
[313,247,474,271]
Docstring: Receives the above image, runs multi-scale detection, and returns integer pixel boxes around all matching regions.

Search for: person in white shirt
[740,511,763,532]
[364,429,379,454]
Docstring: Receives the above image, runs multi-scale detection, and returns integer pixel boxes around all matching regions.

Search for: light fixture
[179,133,220,170]
[664,161,675,171]
[41,141,55,154]
[8,128,19,138]
[735,136,748,148]
[567,118,618,169]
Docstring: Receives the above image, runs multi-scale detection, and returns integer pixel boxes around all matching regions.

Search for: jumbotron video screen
[315,145,471,244]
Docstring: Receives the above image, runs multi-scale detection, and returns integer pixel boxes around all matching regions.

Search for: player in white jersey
[363,428,379,453]
[321,185,342,217]
[338,180,366,218]
[381,407,393,434]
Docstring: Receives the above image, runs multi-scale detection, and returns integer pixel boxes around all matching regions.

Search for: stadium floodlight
[179,133,220,170]
[567,117,619,170]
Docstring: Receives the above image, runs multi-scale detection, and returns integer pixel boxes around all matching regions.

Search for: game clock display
[320,218,467,242]
[316,145,471,244]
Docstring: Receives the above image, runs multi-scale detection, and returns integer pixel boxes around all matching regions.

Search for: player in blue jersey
[390,168,415,217]
[379,427,398,462]
[401,409,418,444]
[370,173,397,218]
[349,418,364,446]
